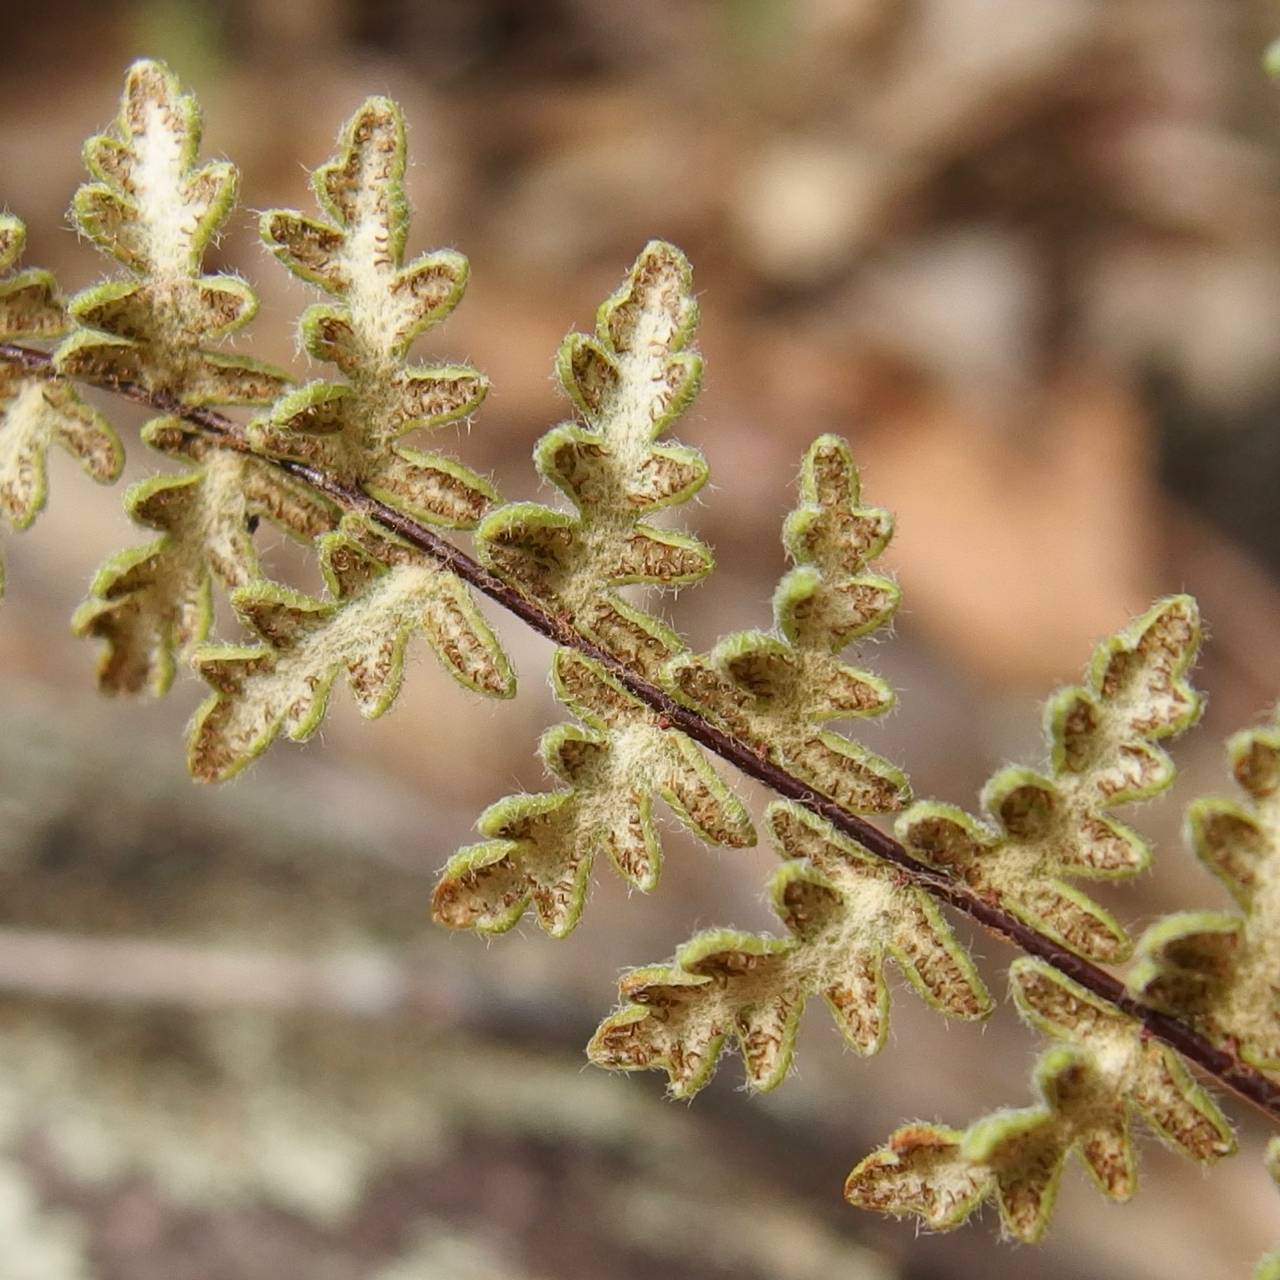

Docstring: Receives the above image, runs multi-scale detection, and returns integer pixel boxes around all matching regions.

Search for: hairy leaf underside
[899,595,1203,963]
[0,215,121,596]
[666,434,909,814]
[188,514,513,782]
[432,243,756,937]
[253,95,493,528]
[1130,713,1280,1069]
[589,801,991,1096]
[846,960,1234,1242]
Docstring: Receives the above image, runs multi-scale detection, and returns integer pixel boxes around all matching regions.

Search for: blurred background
[2,0,1280,1276]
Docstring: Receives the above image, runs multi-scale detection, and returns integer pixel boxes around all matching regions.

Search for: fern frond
[432,647,754,937]
[59,58,320,690]
[3,54,1277,1265]
[476,239,711,675]
[666,434,909,814]
[845,959,1234,1242]
[587,801,990,1096]
[252,97,492,528]
[73,419,335,695]
[1128,711,1280,1068]
[897,596,1202,962]
[432,243,755,936]
[56,59,286,405]
[0,215,121,595]
[187,513,514,782]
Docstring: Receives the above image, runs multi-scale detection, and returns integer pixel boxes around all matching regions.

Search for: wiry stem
[5,338,1280,1126]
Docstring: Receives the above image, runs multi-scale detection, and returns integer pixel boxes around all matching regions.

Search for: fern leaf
[0,216,65,339]
[432,647,754,937]
[667,434,909,814]
[252,97,492,528]
[0,375,122,536]
[0,215,121,594]
[587,802,990,1096]
[56,60,287,405]
[1128,712,1280,1068]
[897,596,1202,962]
[187,513,514,782]
[433,243,755,936]
[845,959,1234,1242]
[74,419,335,695]
[476,239,712,676]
